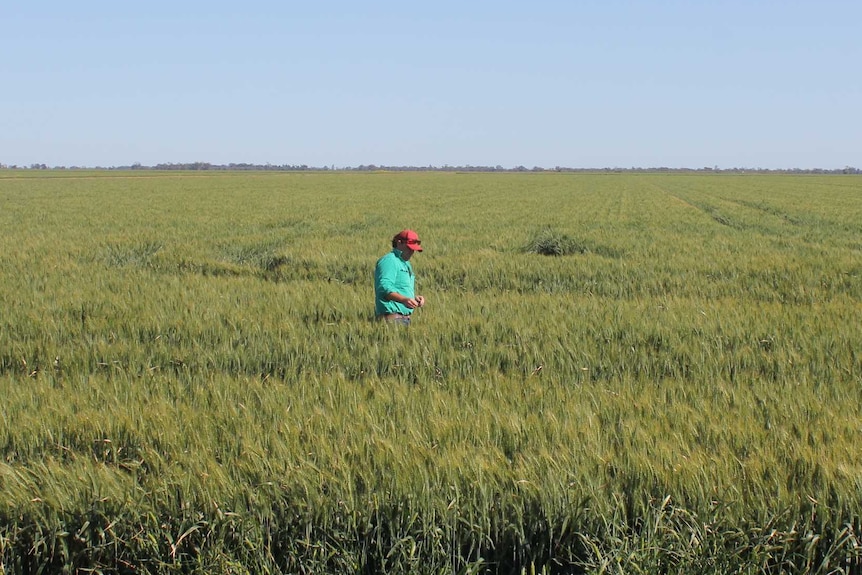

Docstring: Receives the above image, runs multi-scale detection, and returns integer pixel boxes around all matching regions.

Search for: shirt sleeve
[375,255,399,297]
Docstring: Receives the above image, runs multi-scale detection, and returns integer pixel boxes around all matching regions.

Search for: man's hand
[403,295,426,309]
[388,292,423,309]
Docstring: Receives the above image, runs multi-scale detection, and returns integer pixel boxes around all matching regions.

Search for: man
[374,229,426,324]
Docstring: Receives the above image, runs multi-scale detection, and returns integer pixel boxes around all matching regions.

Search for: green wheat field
[1,170,860,574]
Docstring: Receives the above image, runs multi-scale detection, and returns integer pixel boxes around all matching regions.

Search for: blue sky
[2,1,859,169]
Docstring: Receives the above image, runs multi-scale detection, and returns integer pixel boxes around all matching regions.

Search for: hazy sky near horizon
[2,1,859,169]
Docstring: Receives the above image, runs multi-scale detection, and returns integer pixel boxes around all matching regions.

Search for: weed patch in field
[523,227,588,256]
[523,227,622,259]
[99,241,163,268]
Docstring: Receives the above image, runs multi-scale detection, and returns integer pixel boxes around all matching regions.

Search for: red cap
[395,229,423,251]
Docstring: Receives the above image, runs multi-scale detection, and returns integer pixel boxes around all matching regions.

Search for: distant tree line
[2,161,860,175]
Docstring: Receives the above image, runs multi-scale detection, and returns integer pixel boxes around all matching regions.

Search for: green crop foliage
[1,170,861,573]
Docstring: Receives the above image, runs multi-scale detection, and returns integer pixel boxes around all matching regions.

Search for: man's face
[398,240,415,260]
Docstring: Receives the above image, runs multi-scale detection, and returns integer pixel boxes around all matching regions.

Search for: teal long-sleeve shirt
[374,249,415,316]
